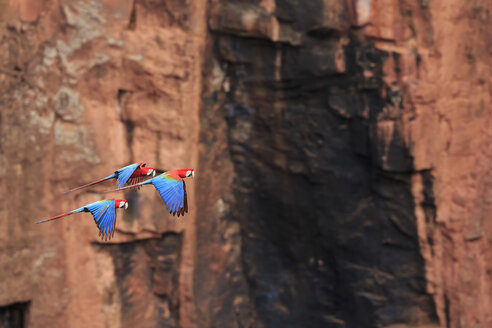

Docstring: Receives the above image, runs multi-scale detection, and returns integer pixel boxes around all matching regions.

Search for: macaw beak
[152,170,156,177]
[191,171,194,179]
[124,202,128,210]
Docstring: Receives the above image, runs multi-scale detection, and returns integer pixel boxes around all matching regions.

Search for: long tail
[63,174,116,194]
[36,209,82,224]
[104,179,153,193]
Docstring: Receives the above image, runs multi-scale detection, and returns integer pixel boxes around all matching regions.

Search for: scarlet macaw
[107,168,194,217]
[64,162,156,194]
[36,198,129,240]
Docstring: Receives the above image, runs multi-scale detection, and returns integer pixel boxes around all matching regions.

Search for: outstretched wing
[85,200,117,240]
[127,176,144,190]
[115,163,140,188]
[152,175,187,217]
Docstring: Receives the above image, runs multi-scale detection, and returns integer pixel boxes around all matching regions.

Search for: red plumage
[167,168,194,180]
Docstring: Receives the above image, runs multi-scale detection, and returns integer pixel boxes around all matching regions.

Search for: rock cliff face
[0,0,490,328]
[0,0,205,327]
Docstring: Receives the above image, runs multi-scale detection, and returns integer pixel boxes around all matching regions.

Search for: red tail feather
[63,176,114,194]
[36,211,76,224]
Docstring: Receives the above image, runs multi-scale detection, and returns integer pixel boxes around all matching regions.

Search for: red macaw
[107,168,194,217]
[64,162,156,194]
[36,198,129,240]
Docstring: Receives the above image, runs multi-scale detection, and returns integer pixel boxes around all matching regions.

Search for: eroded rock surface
[198,0,491,327]
[0,0,490,328]
[0,0,204,327]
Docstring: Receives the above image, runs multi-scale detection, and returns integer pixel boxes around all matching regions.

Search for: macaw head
[115,199,129,210]
[177,168,194,179]
[141,166,156,177]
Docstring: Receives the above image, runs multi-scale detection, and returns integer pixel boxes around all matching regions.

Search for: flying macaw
[64,162,156,194]
[106,168,194,217]
[36,198,129,240]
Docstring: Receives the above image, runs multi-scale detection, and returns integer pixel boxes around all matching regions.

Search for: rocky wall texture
[0,0,490,328]
[0,0,205,327]
[197,0,491,327]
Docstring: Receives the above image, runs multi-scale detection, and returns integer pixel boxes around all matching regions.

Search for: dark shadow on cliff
[197,0,439,327]
[92,233,182,328]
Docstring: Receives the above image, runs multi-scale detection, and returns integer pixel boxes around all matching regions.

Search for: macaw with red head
[107,168,194,217]
[36,199,129,240]
[64,162,156,194]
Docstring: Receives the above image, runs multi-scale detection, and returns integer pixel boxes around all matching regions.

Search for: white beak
[124,202,128,210]
[191,171,194,178]
[152,170,156,177]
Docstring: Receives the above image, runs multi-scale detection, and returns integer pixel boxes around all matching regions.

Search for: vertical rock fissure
[117,89,135,162]
[128,0,137,30]
[444,293,451,328]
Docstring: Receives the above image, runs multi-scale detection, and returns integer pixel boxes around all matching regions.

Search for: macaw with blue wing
[64,162,156,194]
[107,168,194,217]
[36,199,129,240]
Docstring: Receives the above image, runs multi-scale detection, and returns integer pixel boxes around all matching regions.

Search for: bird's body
[64,162,156,194]
[36,199,129,240]
[128,165,152,185]
[107,168,194,217]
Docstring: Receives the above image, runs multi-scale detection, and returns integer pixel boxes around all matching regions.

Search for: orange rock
[0,0,490,327]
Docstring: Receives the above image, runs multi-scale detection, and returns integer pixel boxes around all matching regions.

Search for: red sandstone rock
[0,0,490,327]
[0,0,203,327]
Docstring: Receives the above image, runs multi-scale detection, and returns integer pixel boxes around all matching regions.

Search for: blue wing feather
[178,187,184,212]
[169,183,182,214]
[115,163,140,188]
[85,200,117,240]
[171,183,183,214]
[151,176,185,216]
[171,184,183,213]
[170,185,178,209]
